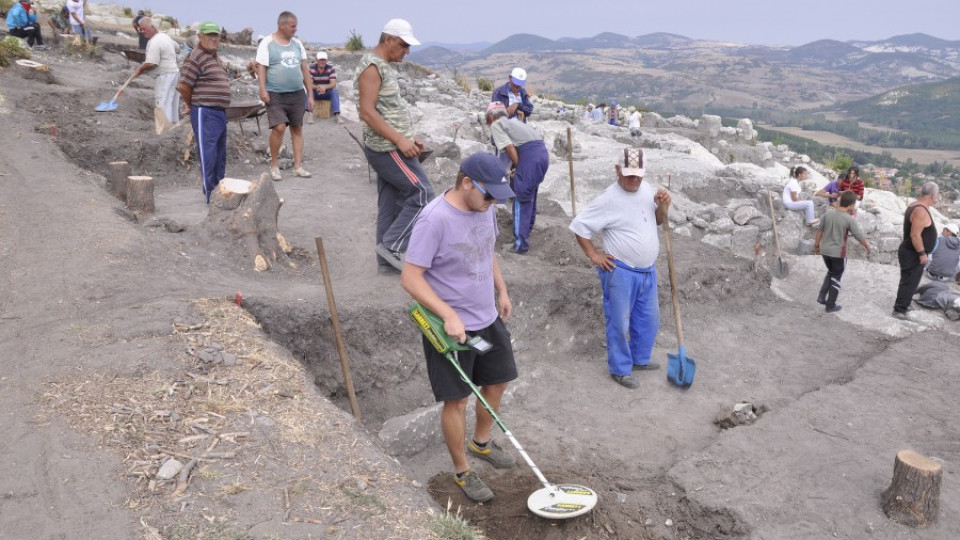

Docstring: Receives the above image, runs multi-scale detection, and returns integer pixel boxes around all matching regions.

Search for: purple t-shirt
[405,192,499,331]
[823,181,839,195]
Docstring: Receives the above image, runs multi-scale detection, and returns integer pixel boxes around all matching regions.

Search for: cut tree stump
[14,59,57,84]
[880,449,941,528]
[107,161,130,201]
[203,174,292,271]
[125,176,155,214]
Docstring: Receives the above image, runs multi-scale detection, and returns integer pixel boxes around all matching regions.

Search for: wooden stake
[566,127,576,216]
[314,237,362,422]
[126,176,155,213]
[881,450,941,528]
[107,161,130,201]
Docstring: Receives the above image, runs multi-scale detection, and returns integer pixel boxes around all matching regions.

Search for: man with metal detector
[400,152,518,503]
[570,147,671,389]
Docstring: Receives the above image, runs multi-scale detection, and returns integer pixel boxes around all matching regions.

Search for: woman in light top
[782,165,819,227]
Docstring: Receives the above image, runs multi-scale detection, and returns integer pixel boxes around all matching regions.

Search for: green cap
[198,22,221,35]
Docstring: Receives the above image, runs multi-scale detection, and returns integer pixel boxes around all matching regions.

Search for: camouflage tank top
[354,52,413,153]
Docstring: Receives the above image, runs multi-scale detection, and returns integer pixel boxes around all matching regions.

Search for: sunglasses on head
[471,180,495,201]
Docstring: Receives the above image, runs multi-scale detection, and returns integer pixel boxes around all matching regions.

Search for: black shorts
[266,89,306,128]
[423,317,518,402]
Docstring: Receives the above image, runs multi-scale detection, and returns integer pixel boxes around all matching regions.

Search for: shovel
[765,187,789,279]
[662,217,696,387]
[154,108,189,135]
[96,71,137,112]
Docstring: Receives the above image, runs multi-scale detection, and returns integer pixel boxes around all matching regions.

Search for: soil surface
[1,39,958,540]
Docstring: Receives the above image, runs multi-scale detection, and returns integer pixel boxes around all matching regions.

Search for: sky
[112,0,960,47]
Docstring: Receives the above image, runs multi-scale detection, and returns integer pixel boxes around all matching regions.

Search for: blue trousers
[313,87,340,114]
[599,261,660,376]
[510,140,549,252]
[191,106,227,203]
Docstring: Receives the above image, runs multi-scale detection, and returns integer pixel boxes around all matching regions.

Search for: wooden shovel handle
[766,187,783,257]
[111,71,138,101]
[662,216,684,347]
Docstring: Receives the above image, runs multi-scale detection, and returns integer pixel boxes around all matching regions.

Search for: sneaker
[454,471,494,503]
[468,439,516,469]
[375,243,404,271]
[33,44,49,51]
[891,310,909,320]
[293,167,312,178]
[825,304,842,313]
[508,246,528,255]
[807,219,820,227]
[816,296,827,305]
[335,114,344,124]
[270,167,282,181]
[633,361,661,371]
[611,374,639,389]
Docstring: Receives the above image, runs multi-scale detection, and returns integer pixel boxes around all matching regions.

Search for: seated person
[308,51,341,123]
[926,223,960,282]
[782,165,819,227]
[6,0,46,50]
[915,275,960,321]
[815,173,843,207]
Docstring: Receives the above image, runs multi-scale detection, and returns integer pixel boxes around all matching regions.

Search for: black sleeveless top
[901,204,937,254]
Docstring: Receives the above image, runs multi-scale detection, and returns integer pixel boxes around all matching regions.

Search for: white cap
[382,18,420,46]
[510,67,527,87]
[316,51,327,60]
[945,223,959,236]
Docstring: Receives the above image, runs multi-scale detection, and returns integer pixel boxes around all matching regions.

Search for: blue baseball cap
[459,153,514,202]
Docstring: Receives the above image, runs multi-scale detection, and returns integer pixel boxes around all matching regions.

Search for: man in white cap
[570,148,671,389]
[926,222,960,282]
[355,18,435,274]
[491,67,533,122]
[308,51,342,124]
[130,17,180,125]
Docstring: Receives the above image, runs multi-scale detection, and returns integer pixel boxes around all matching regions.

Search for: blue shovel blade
[96,101,118,112]
[667,345,696,387]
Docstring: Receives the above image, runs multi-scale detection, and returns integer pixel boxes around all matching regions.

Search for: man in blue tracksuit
[491,67,533,122]
[485,102,549,254]
[6,1,45,49]
[570,148,672,389]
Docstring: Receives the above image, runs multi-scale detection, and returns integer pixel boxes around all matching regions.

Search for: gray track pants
[363,147,435,262]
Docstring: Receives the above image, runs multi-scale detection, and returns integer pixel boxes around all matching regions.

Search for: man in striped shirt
[178,22,231,204]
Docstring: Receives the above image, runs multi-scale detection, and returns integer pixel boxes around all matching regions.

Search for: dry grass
[41,298,439,539]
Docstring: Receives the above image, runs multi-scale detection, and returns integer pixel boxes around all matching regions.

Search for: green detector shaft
[407,303,598,519]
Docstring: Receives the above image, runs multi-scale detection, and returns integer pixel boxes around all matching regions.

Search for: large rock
[737,118,757,141]
[699,114,722,139]
[733,205,764,225]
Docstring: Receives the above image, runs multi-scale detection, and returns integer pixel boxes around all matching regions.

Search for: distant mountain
[482,33,559,54]
[634,32,693,49]
[556,32,634,50]
[418,41,492,53]
[878,33,960,49]
[408,46,467,67]
[783,39,863,65]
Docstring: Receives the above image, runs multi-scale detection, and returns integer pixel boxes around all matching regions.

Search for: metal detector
[409,304,598,519]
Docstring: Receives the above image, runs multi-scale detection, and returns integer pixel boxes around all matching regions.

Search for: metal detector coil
[408,303,599,519]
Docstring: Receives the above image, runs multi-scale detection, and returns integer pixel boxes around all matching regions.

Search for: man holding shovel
[131,17,180,126]
[570,148,671,389]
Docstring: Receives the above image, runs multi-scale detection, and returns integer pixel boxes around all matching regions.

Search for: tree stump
[203,174,292,271]
[14,59,57,84]
[125,176,155,214]
[107,161,130,201]
[880,450,941,528]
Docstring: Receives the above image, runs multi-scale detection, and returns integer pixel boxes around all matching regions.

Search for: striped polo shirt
[180,47,231,109]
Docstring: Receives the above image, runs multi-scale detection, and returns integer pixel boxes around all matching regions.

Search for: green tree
[830,150,853,174]
[345,30,364,52]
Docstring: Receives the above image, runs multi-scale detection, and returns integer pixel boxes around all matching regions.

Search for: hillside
[841,77,960,149]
